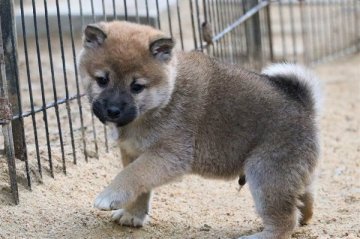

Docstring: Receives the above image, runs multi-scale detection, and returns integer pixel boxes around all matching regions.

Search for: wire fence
[0,0,359,204]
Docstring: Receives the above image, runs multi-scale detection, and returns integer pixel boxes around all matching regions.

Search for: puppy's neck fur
[160,53,178,109]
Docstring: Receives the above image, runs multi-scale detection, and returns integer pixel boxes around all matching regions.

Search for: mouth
[114,117,136,127]
[106,114,136,127]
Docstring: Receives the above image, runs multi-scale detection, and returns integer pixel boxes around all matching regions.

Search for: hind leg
[238,157,307,239]
[298,181,315,225]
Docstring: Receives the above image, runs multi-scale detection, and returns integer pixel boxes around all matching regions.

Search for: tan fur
[78,21,321,239]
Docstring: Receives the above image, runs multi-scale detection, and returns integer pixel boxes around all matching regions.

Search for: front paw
[94,188,133,210]
[111,209,148,227]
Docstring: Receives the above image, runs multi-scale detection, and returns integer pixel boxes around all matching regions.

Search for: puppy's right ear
[149,37,175,62]
[83,23,107,48]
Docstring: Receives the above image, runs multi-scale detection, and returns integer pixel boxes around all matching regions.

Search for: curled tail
[262,63,323,116]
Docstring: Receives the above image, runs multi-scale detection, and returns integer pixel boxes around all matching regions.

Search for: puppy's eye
[96,75,109,87]
[130,81,145,94]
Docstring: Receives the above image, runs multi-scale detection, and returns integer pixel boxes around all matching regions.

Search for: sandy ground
[1,51,360,239]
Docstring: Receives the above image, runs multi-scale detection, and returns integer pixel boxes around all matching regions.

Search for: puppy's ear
[84,23,107,48]
[149,37,175,62]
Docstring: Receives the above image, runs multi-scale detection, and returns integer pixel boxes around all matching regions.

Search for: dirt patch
[0,54,359,239]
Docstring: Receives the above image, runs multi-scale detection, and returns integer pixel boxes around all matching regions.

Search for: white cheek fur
[136,70,177,114]
[90,83,104,102]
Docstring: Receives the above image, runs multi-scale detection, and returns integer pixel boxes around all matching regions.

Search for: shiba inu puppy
[78,21,321,239]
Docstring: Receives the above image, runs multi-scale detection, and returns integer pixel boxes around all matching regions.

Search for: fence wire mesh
[0,0,359,204]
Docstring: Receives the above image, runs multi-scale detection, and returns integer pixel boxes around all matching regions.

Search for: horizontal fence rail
[0,0,359,204]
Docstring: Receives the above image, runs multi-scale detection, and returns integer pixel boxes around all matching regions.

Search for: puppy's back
[175,52,320,178]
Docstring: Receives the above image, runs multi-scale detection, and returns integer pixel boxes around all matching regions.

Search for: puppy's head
[78,21,176,127]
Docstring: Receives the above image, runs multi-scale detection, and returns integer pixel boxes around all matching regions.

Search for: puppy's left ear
[149,37,175,62]
[84,23,107,48]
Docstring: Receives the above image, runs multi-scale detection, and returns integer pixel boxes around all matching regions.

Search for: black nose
[107,106,121,118]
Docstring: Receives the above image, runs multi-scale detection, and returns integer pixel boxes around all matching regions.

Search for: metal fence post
[355,0,360,52]
[0,16,19,205]
[243,0,262,70]
[0,0,27,162]
[299,0,309,65]
[265,1,274,62]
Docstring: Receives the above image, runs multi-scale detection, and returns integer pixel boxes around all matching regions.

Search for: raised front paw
[111,209,148,227]
[94,188,133,211]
